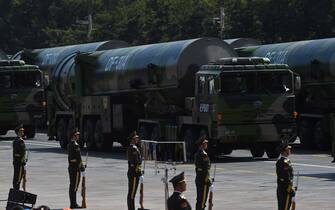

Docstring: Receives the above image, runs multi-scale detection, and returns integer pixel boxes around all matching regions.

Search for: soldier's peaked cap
[280,143,291,152]
[71,128,80,136]
[169,172,185,186]
[14,124,24,132]
[128,131,139,141]
[196,136,208,145]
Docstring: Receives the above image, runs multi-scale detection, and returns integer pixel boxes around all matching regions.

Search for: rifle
[81,150,88,208]
[208,164,216,210]
[291,171,299,210]
[138,151,149,210]
[22,149,29,191]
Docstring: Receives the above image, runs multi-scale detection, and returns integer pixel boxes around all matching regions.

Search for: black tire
[183,128,197,161]
[94,119,112,151]
[57,119,68,149]
[151,125,163,160]
[25,125,36,139]
[222,145,233,155]
[314,120,330,150]
[83,120,95,150]
[298,120,315,148]
[0,130,7,135]
[265,142,280,159]
[250,144,265,158]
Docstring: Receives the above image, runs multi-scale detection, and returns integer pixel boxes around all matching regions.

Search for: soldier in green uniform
[12,124,26,190]
[68,129,85,209]
[276,144,295,210]
[167,172,192,210]
[194,137,211,210]
[127,131,142,210]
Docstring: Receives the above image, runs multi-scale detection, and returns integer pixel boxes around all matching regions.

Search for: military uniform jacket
[127,144,142,177]
[195,149,211,183]
[13,137,26,165]
[68,140,83,169]
[168,191,192,210]
[276,156,294,189]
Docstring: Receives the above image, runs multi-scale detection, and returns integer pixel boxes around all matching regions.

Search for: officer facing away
[194,137,211,210]
[127,131,142,210]
[167,172,192,210]
[276,143,295,210]
[12,124,26,190]
[68,129,85,209]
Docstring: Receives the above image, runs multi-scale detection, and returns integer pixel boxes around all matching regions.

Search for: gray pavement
[0,131,334,210]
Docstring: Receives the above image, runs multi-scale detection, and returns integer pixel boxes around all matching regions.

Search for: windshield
[0,71,42,89]
[221,71,292,94]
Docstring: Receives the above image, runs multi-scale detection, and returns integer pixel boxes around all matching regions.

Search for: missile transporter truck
[236,37,335,150]
[48,37,298,159]
[12,41,128,136]
[0,60,46,138]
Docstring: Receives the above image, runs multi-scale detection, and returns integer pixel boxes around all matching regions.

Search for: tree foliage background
[1,0,335,54]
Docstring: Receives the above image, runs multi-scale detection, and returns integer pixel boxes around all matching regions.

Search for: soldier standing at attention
[167,172,192,210]
[12,124,26,190]
[194,137,211,210]
[276,144,295,210]
[127,131,142,210]
[68,129,85,209]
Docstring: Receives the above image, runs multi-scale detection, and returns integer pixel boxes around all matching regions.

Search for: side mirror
[44,74,50,88]
[294,75,301,91]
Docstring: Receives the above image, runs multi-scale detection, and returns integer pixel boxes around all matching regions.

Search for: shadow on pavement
[27,147,127,161]
[214,155,268,163]
[301,172,335,181]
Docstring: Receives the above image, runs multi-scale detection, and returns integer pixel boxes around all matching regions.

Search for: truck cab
[0,60,46,138]
[193,57,300,158]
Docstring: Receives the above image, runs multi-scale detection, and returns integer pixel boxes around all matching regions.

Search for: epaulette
[284,159,289,164]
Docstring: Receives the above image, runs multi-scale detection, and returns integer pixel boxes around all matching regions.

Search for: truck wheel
[314,120,330,150]
[94,119,112,151]
[25,125,36,139]
[151,126,163,160]
[83,120,95,150]
[57,119,68,149]
[222,145,233,155]
[250,144,264,158]
[265,142,280,159]
[298,120,315,148]
[66,118,75,147]
[183,128,197,161]
[0,130,7,135]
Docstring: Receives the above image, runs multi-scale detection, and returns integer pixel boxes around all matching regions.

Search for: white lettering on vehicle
[199,103,209,112]
[104,55,130,71]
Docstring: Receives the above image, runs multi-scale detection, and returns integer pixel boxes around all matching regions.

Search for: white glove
[140,175,144,183]
[81,171,86,177]
[209,184,214,192]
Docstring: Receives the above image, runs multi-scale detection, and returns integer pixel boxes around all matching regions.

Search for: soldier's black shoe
[70,204,83,209]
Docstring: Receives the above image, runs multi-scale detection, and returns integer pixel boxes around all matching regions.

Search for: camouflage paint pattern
[75,38,236,111]
[0,62,45,136]
[197,64,297,144]
[236,38,335,148]
[12,41,128,137]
